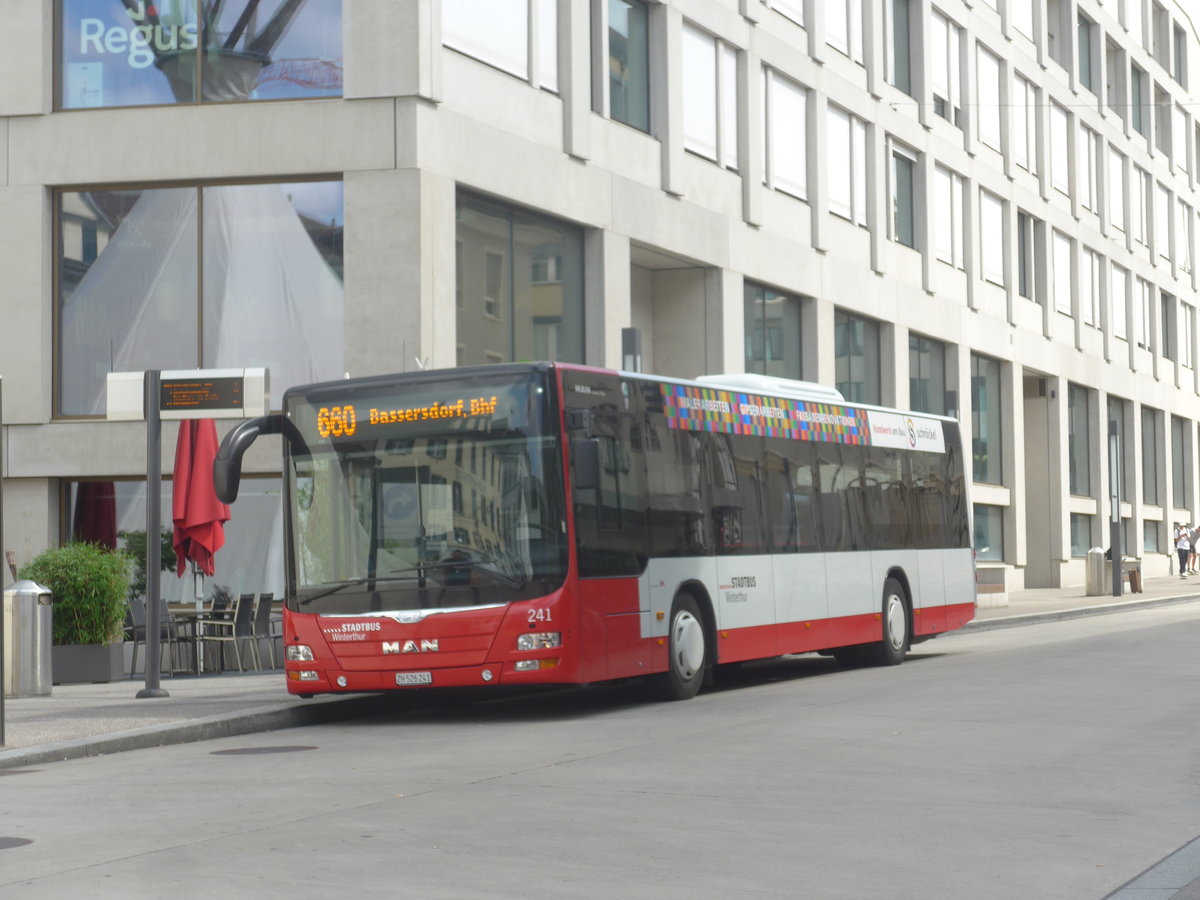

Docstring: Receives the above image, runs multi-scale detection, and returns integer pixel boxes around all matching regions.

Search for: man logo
[382,639,439,654]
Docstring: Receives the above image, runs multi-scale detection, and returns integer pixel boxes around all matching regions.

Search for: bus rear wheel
[654,594,707,701]
[871,577,909,666]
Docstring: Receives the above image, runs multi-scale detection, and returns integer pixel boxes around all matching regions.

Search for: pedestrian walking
[1189,524,1199,574]
[1176,523,1191,579]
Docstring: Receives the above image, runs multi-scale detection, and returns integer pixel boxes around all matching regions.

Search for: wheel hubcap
[672,610,704,679]
[885,594,907,650]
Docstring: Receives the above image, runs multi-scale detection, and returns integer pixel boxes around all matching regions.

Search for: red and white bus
[215,363,975,700]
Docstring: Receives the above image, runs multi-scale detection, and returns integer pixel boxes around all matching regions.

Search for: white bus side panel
[914,549,947,608]
[773,554,829,625]
[825,551,875,619]
[942,548,977,605]
[640,557,720,639]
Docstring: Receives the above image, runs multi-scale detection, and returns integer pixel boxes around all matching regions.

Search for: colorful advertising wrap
[661,384,945,452]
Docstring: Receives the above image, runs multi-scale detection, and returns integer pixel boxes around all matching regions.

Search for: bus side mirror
[572,438,601,491]
[213,414,284,503]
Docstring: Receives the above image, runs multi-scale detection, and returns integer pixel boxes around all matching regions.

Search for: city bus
[214,362,976,700]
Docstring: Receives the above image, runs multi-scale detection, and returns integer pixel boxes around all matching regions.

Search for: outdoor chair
[127,597,190,677]
[197,591,256,672]
[251,593,277,669]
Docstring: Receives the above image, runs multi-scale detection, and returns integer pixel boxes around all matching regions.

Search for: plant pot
[52,643,124,684]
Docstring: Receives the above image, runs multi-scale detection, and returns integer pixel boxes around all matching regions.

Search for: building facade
[1,0,1198,599]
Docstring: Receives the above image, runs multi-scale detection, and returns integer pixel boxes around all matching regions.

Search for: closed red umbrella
[172,419,231,578]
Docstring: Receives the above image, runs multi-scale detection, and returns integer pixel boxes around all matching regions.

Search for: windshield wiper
[297,575,415,606]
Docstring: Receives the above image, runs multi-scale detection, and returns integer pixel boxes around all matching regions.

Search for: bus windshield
[284,371,566,615]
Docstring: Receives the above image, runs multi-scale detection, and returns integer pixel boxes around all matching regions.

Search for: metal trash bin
[3,580,53,698]
[1085,547,1106,596]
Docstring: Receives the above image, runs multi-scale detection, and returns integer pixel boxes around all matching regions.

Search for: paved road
[4,604,1200,899]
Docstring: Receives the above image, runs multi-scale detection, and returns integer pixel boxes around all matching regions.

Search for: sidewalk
[2,575,1198,769]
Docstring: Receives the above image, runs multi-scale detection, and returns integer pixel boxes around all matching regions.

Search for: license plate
[395,672,432,686]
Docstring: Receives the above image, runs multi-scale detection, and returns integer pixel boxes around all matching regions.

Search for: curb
[0,692,387,770]
[959,593,1200,633]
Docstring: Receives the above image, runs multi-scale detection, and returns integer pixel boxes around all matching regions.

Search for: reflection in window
[59,0,343,108]
[58,181,344,416]
[971,353,1002,484]
[1143,406,1160,506]
[66,477,284,602]
[909,334,946,416]
[1069,512,1091,557]
[443,0,557,90]
[744,283,803,380]
[834,309,881,405]
[608,0,650,132]
[455,192,584,365]
[974,503,1004,561]
[1067,383,1090,496]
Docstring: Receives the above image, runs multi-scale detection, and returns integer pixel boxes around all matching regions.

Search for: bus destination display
[315,395,500,438]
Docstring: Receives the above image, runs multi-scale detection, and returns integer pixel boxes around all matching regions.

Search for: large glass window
[682,22,738,169]
[607,0,650,132]
[973,503,1004,561]
[1070,512,1091,556]
[1013,74,1037,173]
[1068,383,1090,496]
[1050,102,1070,195]
[971,353,1002,484]
[930,10,962,125]
[66,477,283,602]
[744,284,803,380]
[827,105,868,226]
[825,0,863,63]
[763,68,807,199]
[1172,414,1189,509]
[57,180,344,417]
[444,0,558,90]
[976,44,1002,150]
[890,0,913,97]
[934,165,964,268]
[892,145,917,249]
[1078,13,1096,94]
[834,310,881,405]
[58,0,342,108]
[455,192,584,367]
[908,333,946,416]
[1143,406,1160,506]
[980,190,1005,286]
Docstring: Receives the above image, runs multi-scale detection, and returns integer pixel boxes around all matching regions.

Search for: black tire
[653,594,707,701]
[832,646,865,667]
[870,577,909,666]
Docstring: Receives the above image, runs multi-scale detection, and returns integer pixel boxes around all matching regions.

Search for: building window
[744,283,803,380]
[1178,200,1193,273]
[908,333,946,416]
[607,0,650,132]
[980,190,1005,287]
[57,180,344,417]
[934,165,964,268]
[1182,304,1195,369]
[1153,3,1170,69]
[1136,278,1152,349]
[682,22,738,169]
[971,353,1002,485]
[1155,183,1172,263]
[1078,126,1100,214]
[1108,148,1126,233]
[1052,229,1073,316]
[455,192,584,366]
[1143,406,1160,506]
[1078,13,1096,93]
[834,310,881,405]
[1174,104,1189,172]
[1132,166,1149,247]
[1162,291,1177,361]
[1111,264,1128,341]
[444,0,558,89]
[1131,65,1147,137]
[1172,414,1188,509]
[1106,40,1125,117]
[1174,23,1188,87]
[976,44,1002,151]
[1017,211,1040,302]
[974,504,1004,561]
[1155,85,1172,157]
[1069,513,1092,557]
[1068,383,1091,496]
[891,144,917,249]
[930,10,962,126]
[890,0,914,97]
[768,0,804,25]
[1144,520,1161,553]
[67,477,283,599]
[1046,0,1070,70]
[1050,102,1070,195]
[825,0,863,63]
[763,68,807,199]
[1013,74,1038,174]
[827,106,868,226]
[1012,0,1034,38]
[1080,247,1101,327]
[58,0,343,109]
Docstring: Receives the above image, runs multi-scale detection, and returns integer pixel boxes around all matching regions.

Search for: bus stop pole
[137,370,168,699]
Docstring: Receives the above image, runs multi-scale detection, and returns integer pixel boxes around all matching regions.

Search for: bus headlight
[517,632,561,651]
[286,645,314,661]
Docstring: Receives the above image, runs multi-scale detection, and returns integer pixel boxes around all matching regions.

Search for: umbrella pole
[193,563,205,673]
[138,370,168,698]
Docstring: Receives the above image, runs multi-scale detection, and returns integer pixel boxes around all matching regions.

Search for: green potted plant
[19,542,130,684]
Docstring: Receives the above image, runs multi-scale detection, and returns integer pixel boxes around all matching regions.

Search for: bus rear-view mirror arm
[213,413,285,504]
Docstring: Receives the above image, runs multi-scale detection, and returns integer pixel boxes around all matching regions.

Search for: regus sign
[79,1,199,70]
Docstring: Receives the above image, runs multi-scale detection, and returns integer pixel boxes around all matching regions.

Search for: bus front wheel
[654,594,707,701]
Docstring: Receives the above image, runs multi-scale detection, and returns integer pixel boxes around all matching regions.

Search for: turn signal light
[513,658,560,671]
